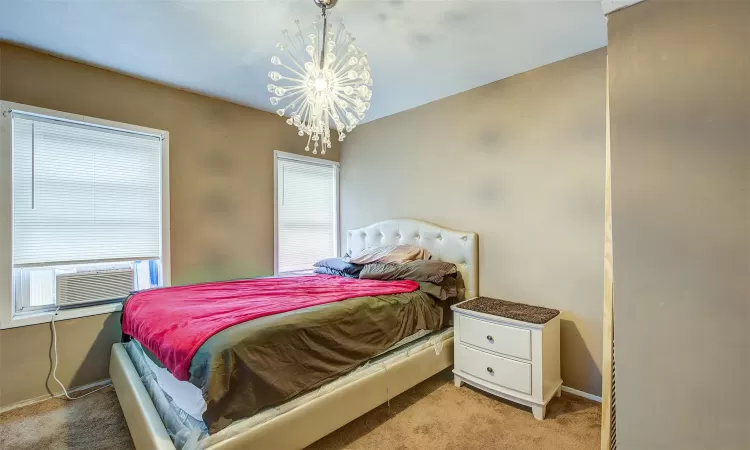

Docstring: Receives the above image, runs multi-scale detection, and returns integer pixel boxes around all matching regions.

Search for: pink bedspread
[121,274,418,381]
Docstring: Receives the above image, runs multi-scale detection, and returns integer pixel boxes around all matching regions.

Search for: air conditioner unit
[56,268,134,307]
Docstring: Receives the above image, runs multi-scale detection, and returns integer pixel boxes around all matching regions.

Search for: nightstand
[451,297,562,420]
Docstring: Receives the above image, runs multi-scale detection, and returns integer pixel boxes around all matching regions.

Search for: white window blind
[12,113,162,267]
[276,155,337,273]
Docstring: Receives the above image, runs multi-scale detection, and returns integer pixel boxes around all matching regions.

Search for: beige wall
[608,2,749,449]
[0,43,339,407]
[340,48,606,395]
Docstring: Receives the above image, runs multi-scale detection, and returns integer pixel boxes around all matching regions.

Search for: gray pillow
[359,260,457,284]
[313,258,362,276]
[417,278,459,301]
[314,266,359,278]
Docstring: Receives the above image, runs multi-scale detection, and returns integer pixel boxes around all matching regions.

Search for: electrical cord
[51,307,110,400]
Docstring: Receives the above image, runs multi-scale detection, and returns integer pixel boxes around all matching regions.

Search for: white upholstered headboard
[346,219,478,299]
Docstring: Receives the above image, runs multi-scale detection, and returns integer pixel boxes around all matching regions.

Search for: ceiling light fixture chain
[268,0,372,154]
[318,4,327,71]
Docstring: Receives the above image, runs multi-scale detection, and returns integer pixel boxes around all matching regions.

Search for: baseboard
[0,378,112,414]
[561,385,602,403]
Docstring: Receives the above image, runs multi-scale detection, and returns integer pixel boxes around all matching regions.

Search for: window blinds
[12,113,162,267]
[276,156,336,273]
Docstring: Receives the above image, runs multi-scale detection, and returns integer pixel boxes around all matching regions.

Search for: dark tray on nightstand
[454,296,559,324]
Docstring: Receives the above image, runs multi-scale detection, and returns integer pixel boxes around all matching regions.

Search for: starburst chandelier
[268,0,373,154]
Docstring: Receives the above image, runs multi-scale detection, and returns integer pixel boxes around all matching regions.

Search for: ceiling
[0,1,609,123]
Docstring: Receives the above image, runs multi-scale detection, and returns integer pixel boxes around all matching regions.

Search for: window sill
[273,269,315,277]
[0,301,123,330]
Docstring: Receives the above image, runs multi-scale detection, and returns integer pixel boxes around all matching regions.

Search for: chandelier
[268,0,373,154]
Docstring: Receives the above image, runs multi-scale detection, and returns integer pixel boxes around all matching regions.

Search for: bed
[110,218,478,450]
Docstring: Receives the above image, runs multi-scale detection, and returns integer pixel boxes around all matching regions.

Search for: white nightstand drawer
[457,345,532,395]
[459,315,531,360]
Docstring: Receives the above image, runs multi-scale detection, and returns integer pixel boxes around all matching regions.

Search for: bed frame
[110,219,478,449]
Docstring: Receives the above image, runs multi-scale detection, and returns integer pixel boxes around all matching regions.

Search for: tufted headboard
[346,219,478,299]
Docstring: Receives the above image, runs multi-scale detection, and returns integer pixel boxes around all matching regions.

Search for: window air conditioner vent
[56,268,134,306]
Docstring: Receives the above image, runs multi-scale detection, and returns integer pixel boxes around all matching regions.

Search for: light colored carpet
[0,370,600,449]
[0,386,132,450]
[308,370,601,450]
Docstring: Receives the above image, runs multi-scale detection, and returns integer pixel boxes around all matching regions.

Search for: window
[274,151,339,274]
[0,101,170,328]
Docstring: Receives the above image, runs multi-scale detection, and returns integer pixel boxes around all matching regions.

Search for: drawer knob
[486,335,494,342]
[486,367,494,374]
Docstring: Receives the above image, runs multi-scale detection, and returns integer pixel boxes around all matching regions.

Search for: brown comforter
[170,290,444,432]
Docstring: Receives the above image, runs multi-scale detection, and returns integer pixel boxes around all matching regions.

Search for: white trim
[0,104,13,330]
[274,150,340,168]
[0,101,167,140]
[273,152,278,275]
[0,378,112,414]
[3,301,124,329]
[561,385,603,403]
[160,131,172,288]
[332,159,340,258]
[9,110,163,139]
[273,150,340,275]
[0,101,171,329]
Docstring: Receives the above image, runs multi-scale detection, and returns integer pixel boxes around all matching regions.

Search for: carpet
[0,370,600,449]
[0,386,132,450]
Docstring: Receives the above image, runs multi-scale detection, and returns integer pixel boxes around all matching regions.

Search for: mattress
[125,327,454,450]
[125,286,445,433]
